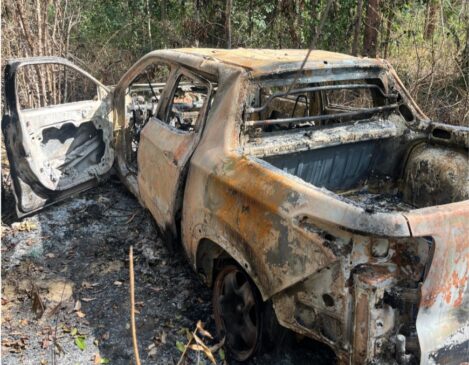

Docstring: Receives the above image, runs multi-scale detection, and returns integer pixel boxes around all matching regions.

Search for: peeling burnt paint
[175,50,467,364]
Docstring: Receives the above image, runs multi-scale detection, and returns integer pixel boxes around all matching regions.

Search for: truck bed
[339,190,414,212]
[253,119,469,211]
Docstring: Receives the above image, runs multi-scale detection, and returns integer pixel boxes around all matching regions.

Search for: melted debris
[341,189,415,213]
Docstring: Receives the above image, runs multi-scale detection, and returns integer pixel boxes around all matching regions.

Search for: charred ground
[1,180,334,364]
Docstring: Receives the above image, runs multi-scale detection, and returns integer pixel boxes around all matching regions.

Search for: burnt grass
[1,179,334,364]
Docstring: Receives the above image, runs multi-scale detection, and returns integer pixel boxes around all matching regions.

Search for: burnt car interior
[165,74,210,132]
[126,63,170,169]
[244,74,469,212]
[126,64,211,171]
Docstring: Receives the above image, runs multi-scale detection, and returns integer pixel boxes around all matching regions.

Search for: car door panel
[136,69,212,237]
[2,57,114,217]
[17,101,113,190]
[137,119,198,234]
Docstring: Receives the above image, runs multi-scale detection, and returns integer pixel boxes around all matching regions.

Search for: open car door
[2,57,114,217]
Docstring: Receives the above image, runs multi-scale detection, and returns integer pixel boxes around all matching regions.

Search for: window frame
[15,62,107,111]
[158,67,213,134]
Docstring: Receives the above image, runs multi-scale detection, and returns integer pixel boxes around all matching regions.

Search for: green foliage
[74,336,86,351]
[176,340,186,352]
[4,0,465,122]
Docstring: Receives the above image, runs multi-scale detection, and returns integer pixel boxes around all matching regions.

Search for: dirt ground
[1,179,334,365]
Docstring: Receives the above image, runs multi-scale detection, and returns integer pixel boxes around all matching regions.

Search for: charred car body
[3,49,468,364]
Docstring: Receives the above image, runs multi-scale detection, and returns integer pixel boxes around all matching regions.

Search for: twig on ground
[126,211,139,224]
[129,246,142,365]
[176,327,196,365]
[51,281,67,365]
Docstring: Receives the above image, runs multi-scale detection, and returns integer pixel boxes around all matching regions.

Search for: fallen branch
[129,246,141,365]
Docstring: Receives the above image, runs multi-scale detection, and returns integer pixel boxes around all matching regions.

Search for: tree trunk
[362,0,380,57]
[283,0,300,48]
[383,0,394,58]
[462,22,469,81]
[161,0,167,20]
[309,0,319,45]
[194,0,200,22]
[352,0,363,55]
[424,0,438,40]
[225,0,232,49]
[248,0,253,38]
[35,0,47,106]
[146,0,152,49]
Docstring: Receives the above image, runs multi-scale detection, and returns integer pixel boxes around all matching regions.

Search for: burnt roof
[173,48,385,75]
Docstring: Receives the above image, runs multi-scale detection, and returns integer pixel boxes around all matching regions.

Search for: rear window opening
[244,78,400,136]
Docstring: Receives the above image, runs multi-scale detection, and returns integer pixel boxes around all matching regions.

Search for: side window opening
[165,74,210,132]
[126,63,171,169]
[16,63,100,110]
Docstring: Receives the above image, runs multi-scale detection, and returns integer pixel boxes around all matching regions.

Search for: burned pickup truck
[2,49,468,364]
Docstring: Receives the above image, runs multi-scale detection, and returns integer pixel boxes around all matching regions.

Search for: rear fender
[404,202,469,364]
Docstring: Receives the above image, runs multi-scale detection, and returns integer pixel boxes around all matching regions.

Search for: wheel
[212,265,263,361]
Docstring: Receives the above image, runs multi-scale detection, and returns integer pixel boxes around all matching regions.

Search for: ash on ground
[1,180,333,364]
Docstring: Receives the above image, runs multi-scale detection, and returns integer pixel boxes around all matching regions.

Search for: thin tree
[424,0,438,40]
[226,0,232,49]
[363,0,381,57]
[383,0,395,58]
[462,13,469,81]
[352,0,363,55]
[309,0,319,45]
[146,0,152,49]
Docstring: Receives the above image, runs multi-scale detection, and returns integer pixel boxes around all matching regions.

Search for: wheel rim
[213,266,260,361]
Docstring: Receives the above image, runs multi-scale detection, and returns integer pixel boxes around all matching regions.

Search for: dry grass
[385,5,468,126]
[390,47,468,126]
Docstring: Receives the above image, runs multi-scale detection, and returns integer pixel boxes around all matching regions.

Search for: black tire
[212,265,263,362]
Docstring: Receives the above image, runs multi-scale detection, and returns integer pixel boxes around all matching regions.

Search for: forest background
[1,0,468,125]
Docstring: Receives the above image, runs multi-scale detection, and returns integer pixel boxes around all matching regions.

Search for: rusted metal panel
[176,48,382,76]
[137,120,199,235]
[184,151,413,298]
[405,203,469,364]
[172,49,467,364]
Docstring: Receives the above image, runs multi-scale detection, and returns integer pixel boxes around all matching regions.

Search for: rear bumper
[270,201,469,364]
[272,262,421,364]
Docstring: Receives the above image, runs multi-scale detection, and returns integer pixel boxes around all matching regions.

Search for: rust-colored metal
[5,49,468,364]
[404,203,469,363]
[111,48,469,364]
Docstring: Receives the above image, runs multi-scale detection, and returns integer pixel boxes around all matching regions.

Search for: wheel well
[195,238,232,287]
[196,237,269,302]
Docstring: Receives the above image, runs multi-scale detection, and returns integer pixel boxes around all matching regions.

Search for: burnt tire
[212,265,263,361]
